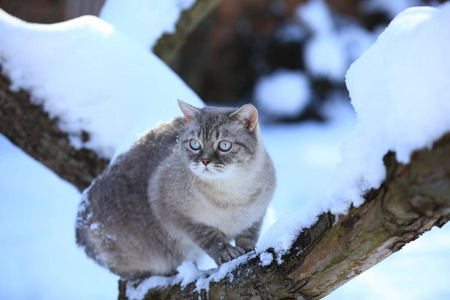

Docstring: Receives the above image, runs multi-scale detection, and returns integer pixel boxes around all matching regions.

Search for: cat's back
[77,117,187,247]
[90,117,186,200]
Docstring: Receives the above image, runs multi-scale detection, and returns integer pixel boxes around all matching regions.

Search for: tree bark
[118,132,450,300]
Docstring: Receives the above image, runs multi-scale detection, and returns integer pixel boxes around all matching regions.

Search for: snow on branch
[0,69,108,191]
[0,10,203,160]
[0,0,210,189]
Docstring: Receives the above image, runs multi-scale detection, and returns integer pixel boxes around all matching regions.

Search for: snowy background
[1,0,450,299]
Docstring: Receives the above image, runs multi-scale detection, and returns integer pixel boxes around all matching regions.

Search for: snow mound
[0,10,203,159]
[326,4,450,213]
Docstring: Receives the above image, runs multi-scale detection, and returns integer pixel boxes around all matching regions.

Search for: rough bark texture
[153,0,223,65]
[0,70,108,192]
[118,132,450,300]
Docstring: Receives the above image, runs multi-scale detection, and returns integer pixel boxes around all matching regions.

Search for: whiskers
[165,158,196,199]
[164,157,233,199]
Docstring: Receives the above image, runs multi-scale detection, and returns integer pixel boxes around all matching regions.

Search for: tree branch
[119,132,450,299]
[0,69,108,192]
[153,0,223,65]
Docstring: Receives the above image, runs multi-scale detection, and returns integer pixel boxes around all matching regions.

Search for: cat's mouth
[201,166,212,173]
[191,163,226,180]
[201,165,217,176]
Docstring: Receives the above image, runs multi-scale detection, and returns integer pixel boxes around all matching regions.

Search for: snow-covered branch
[0,69,108,191]
[118,134,450,299]
[0,8,204,191]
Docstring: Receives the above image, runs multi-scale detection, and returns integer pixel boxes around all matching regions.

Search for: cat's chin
[192,166,231,181]
[197,170,215,180]
[195,169,221,181]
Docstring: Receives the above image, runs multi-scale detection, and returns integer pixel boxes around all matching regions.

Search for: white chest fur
[185,174,269,238]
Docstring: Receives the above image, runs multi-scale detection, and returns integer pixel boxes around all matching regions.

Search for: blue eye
[218,140,232,152]
[189,139,201,150]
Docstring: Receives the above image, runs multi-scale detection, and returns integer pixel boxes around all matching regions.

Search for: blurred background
[1,0,446,123]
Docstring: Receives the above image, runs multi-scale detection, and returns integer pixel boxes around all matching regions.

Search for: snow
[259,252,274,267]
[1,1,450,300]
[125,253,256,300]
[124,262,205,300]
[253,70,311,119]
[256,101,356,255]
[100,0,196,49]
[0,10,203,159]
[0,135,118,300]
[326,4,450,213]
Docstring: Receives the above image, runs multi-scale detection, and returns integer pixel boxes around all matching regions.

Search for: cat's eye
[218,140,232,152]
[189,139,201,150]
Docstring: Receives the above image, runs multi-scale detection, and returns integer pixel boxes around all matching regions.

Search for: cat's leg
[172,213,245,266]
[235,217,263,253]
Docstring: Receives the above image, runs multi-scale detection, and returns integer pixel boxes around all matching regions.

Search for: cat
[76,100,276,280]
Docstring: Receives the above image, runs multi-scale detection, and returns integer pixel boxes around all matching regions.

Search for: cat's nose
[201,158,211,166]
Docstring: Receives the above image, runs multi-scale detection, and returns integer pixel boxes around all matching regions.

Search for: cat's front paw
[213,243,245,266]
[235,239,256,253]
[236,237,256,253]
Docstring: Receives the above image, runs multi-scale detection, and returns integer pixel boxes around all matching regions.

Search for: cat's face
[178,101,260,181]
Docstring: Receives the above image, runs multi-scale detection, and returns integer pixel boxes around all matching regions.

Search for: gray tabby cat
[76,100,276,279]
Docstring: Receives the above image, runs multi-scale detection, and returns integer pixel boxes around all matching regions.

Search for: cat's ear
[178,99,200,122]
[231,104,259,131]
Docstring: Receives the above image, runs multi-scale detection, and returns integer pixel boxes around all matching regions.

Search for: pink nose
[201,158,211,166]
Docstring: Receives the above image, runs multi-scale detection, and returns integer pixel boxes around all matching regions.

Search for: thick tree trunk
[118,133,450,300]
